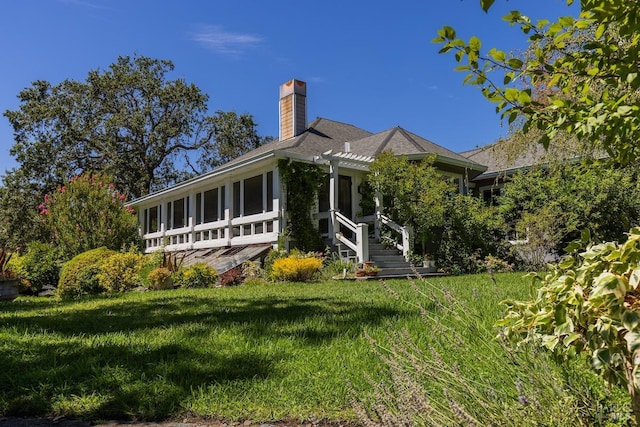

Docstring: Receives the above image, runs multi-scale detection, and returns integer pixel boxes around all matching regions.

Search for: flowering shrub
[272,255,323,282]
[176,263,218,288]
[96,251,145,293]
[39,173,140,260]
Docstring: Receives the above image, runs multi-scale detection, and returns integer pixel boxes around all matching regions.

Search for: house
[129,79,487,270]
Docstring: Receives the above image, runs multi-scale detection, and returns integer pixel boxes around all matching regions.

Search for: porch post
[188,191,195,249]
[329,160,339,244]
[374,190,382,241]
[272,167,281,247]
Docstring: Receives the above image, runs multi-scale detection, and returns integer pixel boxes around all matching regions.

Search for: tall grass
[353,274,630,426]
[0,273,630,424]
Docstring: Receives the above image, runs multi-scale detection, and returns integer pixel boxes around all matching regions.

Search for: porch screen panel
[221,185,226,217]
[148,206,158,233]
[244,175,263,216]
[195,193,202,224]
[233,181,241,218]
[267,171,273,212]
[172,198,185,229]
[203,189,218,223]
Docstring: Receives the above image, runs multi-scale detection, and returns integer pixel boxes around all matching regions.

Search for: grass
[0,273,628,424]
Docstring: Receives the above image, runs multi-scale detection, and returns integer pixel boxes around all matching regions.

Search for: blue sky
[0,0,579,176]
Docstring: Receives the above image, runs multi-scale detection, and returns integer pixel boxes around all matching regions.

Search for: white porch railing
[334,211,368,263]
[142,212,279,253]
[377,213,411,261]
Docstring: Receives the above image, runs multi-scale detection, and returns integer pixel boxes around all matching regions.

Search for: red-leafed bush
[219,265,244,287]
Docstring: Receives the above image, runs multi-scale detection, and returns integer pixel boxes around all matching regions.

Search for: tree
[4,55,215,198]
[368,152,451,255]
[195,111,274,173]
[434,0,640,166]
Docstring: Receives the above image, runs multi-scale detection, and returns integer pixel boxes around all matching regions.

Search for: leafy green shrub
[435,193,514,274]
[39,173,140,260]
[96,251,145,293]
[176,263,218,288]
[272,255,322,282]
[15,241,62,294]
[57,247,117,299]
[498,228,640,421]
[147,267,173,290]
[264,247,287,276]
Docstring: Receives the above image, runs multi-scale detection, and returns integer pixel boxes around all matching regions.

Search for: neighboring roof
[460,142,548,180]
[461,139,603,181]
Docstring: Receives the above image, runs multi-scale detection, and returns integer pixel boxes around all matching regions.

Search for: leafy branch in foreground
[498,228,640,423]
[434,0,640,166]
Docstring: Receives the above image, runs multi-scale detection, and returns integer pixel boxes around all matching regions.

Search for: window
[483,188,501,206]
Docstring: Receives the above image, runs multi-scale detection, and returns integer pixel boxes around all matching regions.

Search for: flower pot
[355,269,366,277]
[0,278,20,301]
[365,270,378,277]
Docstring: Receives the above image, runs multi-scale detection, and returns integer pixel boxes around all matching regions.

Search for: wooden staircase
[368,239,438,278]
[338,239,441,278]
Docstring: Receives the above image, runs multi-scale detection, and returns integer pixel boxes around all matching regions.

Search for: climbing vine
[277,159,324,252]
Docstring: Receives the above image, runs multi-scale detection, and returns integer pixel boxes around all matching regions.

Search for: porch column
[188,191,195,249]
[329,160,339,244]
[272,167,281,246]
[374,190,382,241]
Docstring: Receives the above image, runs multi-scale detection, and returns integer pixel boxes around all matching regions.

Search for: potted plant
[363,262,381,277]
[422,253,436,270]
[0,248,20,301]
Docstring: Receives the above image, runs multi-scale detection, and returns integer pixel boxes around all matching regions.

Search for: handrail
[377,213,411,261]
[334,211,368,263]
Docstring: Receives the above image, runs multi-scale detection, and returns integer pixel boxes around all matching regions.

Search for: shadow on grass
[0,289,411,420]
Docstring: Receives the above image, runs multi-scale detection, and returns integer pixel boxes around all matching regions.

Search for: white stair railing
[377,213,411,261]
[334,211,369,263]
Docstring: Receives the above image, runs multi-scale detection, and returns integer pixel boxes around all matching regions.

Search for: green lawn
[0,273,627,425]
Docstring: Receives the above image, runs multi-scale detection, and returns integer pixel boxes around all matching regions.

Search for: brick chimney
[279,79,307,141]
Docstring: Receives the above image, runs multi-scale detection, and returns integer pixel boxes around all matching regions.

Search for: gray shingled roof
[348,127,485,169]
[217,117,373,171]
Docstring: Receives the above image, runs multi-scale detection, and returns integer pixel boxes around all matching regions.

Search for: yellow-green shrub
[96,251,145,293]
[176,263,218,288]
[271,256,322,282]
[58,247,117,299]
